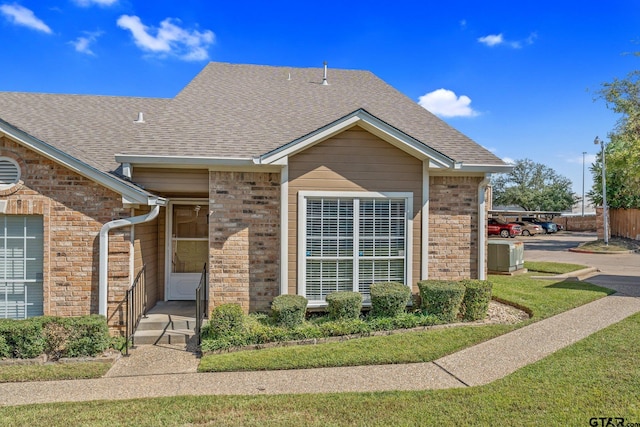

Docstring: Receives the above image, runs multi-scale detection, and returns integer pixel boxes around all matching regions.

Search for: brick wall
[209,171,280,313]
[555,215,597,232]
[428,175,482,280]
[0,137,131,330]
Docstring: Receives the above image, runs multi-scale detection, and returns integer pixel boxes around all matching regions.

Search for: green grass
[199,273,612,372]
[3,311,639,426]
[0,362,111,383]
[199,324,516,372]
[524,261,588,274]
[490,273,613,319]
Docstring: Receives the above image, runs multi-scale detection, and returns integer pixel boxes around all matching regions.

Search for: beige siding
[288,127,423,295]
[133,207,160,308]
[132,168,209,195]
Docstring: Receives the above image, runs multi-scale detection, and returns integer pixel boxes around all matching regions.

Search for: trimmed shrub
[318,319,371,337]
[0,315,110,360]
[0,334,9,358]
[271,295,308,328]
[460,280,493,321]
[370,282,411,317]
[0,318,45,359]
[64,315,111,357]
[42,320,71,360]
[326,291,362,320]
[205,303,245,338]
[418,280,465,323]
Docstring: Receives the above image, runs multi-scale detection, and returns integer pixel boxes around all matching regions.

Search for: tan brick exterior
[209,171,280,313]
[0,137,132,330]
[428,175,482,280]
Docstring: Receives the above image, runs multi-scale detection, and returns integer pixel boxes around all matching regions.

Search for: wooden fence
[609,208,640,241]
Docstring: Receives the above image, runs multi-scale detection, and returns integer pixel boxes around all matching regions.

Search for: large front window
[301,193,411,303]
[0,215,44,319]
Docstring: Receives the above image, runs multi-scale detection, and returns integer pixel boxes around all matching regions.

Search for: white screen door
[167,203,208,300]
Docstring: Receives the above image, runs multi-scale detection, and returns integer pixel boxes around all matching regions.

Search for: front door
[167,203,208,300]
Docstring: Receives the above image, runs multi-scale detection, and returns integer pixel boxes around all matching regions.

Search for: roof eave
[456,164,514,173]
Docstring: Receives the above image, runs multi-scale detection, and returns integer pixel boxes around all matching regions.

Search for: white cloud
[478,32,537,49]
[418,88,479,118]
[117,15,215,61]
[502,157,516,165]
[459,19,467,29]
[70,31,103,55]
[478,33,503,47]
[0,4,52,34]
[73,0,118,6]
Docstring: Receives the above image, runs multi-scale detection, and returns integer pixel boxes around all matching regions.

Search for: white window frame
[298,191,413,306]
[0,215,44,319]
[0,157,21,191]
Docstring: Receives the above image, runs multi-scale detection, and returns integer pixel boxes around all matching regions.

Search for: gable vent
[0,158,20,189]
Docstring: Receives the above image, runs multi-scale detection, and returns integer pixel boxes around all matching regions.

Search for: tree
[491,159,577,211]
[589,70,640,208]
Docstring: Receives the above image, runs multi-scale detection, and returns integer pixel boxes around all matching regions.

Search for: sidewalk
[1,292,639,406]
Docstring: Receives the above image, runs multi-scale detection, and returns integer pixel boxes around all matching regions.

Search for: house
[0,62,510,330]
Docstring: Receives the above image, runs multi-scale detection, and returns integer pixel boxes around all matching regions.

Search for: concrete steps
[132,301,197,346]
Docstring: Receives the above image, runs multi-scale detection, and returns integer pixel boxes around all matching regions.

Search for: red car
[488,218,522,238]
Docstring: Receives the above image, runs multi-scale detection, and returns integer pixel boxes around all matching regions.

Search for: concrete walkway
[0,232,638,406]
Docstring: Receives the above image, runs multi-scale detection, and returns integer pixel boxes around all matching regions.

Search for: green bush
[0,315,111,360]
[204,303,245,339]
[326,291,362,320]
[0,318,45,359]
[64,315,111,357]
[460,280,493,321]
[418,280,465,323]
[271,295,308,328]
[370,282,411,317]
[0,334,10,358]
[318,319,371,336]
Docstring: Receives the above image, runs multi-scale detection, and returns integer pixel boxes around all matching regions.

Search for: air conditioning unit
[487,240,524,272]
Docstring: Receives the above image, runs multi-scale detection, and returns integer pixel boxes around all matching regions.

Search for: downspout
[477,174,491,280]
[99,205,160,316]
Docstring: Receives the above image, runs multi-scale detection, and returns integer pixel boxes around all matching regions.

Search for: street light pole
[582,151,587,217]
[594,137,608,245]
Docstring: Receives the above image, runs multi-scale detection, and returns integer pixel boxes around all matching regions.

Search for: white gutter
[478,173,491,280]
[99,205,160,316]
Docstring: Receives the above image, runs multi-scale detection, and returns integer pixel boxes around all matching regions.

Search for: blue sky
[1,0,639,195]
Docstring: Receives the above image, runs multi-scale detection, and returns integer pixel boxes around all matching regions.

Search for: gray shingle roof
[0,92,169,173]
[0,62,505,177]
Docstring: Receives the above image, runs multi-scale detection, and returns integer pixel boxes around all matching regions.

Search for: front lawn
[3,310,639,426]
[199,267,612,372]
[0,362,111,383]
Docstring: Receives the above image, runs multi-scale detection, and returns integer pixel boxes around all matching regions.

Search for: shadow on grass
[545,279,616,294]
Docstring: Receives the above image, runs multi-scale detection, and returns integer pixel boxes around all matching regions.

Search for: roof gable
[257,109,454,168]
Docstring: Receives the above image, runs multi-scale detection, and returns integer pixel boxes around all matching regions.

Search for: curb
[568,247,636,254]
[530,267,599,281]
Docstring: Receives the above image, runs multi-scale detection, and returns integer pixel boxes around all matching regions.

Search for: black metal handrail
[125,265,147,355]
[195,263,208,346]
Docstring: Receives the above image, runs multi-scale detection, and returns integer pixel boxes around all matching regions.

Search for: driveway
[521,231,640,297]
